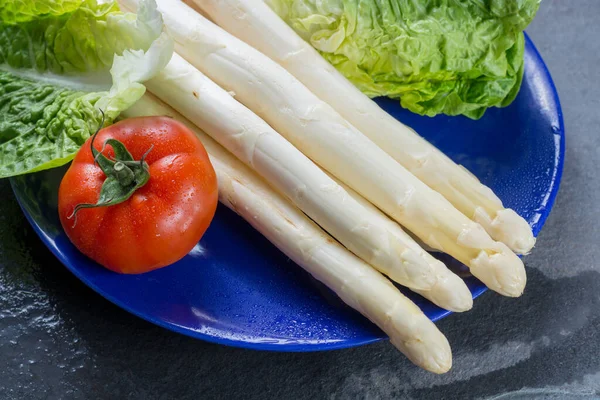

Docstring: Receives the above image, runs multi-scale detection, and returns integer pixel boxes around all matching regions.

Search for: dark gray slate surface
[1,1,599,399]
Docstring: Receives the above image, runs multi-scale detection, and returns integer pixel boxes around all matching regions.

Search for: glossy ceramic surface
[10,34,564,351]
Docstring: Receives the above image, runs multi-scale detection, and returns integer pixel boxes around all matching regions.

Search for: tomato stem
[68,110,152,227]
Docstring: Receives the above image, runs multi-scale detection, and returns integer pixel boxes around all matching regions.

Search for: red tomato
[58,116,218,274]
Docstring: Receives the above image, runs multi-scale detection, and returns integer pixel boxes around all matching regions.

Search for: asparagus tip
[469,244,527,297]
[476,208,536,255]
[393,326,453,374]
[413,260,474,312]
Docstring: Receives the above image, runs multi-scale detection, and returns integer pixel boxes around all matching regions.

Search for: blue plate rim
[9,32,565,353]
[520,32,566,236]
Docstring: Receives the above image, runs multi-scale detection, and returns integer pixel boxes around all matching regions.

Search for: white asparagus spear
[129,0,526,297]
[193,0,536,256]
[122,94,453,373]
[136,52,440,291]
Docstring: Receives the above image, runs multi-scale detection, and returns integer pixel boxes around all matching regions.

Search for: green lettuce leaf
[0,0,173,178]
[267,0,541,119]
[0,0,83,23]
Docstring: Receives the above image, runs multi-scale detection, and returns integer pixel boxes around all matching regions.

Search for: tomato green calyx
[68,112,153,226]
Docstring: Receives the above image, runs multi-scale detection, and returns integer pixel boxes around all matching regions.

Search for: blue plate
[10,34,564,351]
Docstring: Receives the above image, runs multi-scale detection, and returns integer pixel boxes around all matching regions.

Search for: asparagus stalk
[193,0,536,256]
[129,0,526,297]
[123,94,453,373]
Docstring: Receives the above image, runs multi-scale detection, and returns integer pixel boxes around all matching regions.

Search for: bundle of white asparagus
[119,0,536,373]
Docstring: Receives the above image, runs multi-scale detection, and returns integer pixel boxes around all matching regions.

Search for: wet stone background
[1,1,599,399]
